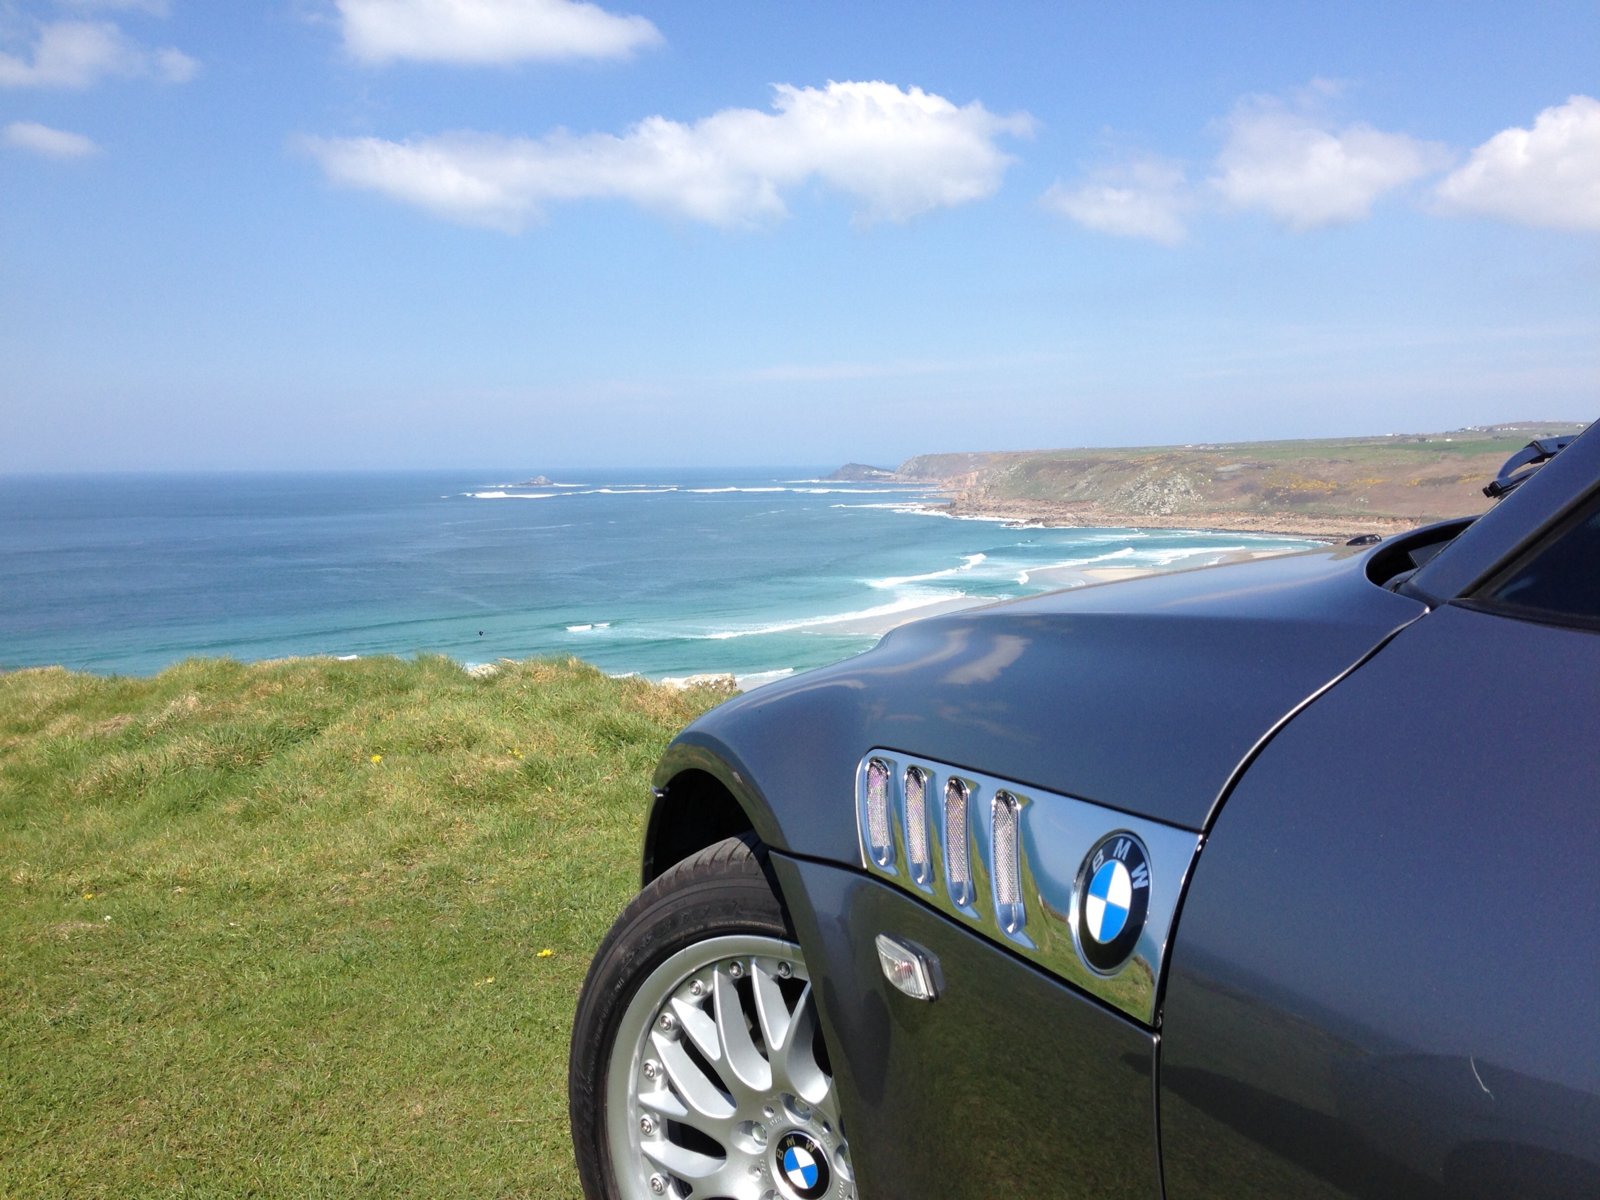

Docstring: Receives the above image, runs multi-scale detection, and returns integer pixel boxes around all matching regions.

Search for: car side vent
[993,791,1023,933]
[864,757,893,868]
[855,750,1203,1027]
[944,778,972,906]
[904,767,931,885]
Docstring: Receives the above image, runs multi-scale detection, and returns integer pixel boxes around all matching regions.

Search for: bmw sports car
[569,428,1599,1200]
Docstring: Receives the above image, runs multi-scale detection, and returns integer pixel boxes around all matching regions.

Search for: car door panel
[1160,604,1600,1198]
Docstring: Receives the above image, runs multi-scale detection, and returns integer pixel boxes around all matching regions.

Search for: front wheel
[569,836,855,1200]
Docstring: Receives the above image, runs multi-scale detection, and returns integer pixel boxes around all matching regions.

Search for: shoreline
[929,495,1417,542]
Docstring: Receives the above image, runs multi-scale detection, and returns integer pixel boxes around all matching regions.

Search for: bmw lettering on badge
[1076,833,1151,974]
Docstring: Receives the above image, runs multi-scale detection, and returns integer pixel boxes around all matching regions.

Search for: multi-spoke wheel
[570,836,855,1200]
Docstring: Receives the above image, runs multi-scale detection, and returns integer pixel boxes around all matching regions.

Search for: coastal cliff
[857,422,1588,539]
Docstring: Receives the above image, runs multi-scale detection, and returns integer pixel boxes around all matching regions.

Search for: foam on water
[1145,545,1250,566]
[696,590,966,640]
[1015,547,1138,584]
[868,552,987,588]
[688,485,912,495]
[899,506,1018,525]
[830,501,926,511]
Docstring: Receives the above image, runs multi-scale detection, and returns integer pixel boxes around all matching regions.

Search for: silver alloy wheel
[605,934,855,1200]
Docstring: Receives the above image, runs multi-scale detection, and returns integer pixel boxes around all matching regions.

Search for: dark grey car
[569,426,1599,1199]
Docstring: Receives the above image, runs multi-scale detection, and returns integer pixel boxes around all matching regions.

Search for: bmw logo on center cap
[775,1130,830,1199]
[1075,832,1151,974]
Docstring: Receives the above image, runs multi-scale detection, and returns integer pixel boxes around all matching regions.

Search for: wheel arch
[642,740,772,886]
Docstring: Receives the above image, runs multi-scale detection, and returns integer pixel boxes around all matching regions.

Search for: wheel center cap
[774,1130,830,1198]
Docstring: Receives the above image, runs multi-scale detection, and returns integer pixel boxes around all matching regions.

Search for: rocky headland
[834,422,1587,541]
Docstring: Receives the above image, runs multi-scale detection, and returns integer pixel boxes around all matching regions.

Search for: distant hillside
[825,462,900,482]
[881,422,1588,538]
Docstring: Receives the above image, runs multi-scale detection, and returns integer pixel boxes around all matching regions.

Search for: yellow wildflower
[370,754,383,764]
[537,948,554,959]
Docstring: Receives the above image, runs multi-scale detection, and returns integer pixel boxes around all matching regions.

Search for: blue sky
[2,1,1597,471]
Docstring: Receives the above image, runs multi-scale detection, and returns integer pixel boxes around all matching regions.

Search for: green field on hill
[0,656,724,1199]
[894,421,1588,530]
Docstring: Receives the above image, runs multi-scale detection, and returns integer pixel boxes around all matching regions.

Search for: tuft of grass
[0,656,726,1199]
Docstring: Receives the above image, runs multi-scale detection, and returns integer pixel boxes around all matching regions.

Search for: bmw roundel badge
[775,1130,830,1199]
[1075,832,1151,974]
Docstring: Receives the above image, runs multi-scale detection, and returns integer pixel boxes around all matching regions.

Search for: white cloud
[336,0,662,65]
[302,81,1033,230]
[1042,156,1189,244]
[1210,95,1446,229]
[1434,95,1600,232]
[3,119,100,158]
[0,19,196,88]
[152,44,196,81]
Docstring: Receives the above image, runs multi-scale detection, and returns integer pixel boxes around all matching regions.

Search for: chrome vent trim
[992,791,1023,932]
[863,757,893,868]
[854,750,1202,1026]
[904,767,930,885]
[943,777,972,908]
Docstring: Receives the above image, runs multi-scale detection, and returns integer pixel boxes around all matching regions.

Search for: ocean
[0,469,1320,684]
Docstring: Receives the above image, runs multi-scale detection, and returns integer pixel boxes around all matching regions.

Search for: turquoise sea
[0,470,1320,684]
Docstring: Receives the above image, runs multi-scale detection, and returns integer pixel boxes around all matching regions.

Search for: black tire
[568,835,851,1200]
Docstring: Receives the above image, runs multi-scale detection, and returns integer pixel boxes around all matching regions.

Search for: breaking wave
[695,591,966,640]
[868,553,988,589]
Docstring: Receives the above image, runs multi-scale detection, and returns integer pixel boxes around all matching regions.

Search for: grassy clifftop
[895,422,1588,537]
[0,655,725,1199]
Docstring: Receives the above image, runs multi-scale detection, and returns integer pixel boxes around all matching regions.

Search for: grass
[0,655,727,1199]
[949,422,1589,524]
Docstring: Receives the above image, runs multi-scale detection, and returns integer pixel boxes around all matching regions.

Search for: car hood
[660,545,1427,864]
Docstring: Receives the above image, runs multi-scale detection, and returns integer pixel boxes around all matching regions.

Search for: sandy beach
[986,545,1299,594]
[937,496,1415,542]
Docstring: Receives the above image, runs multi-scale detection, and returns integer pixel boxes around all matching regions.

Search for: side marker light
[874,934,940,1002]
